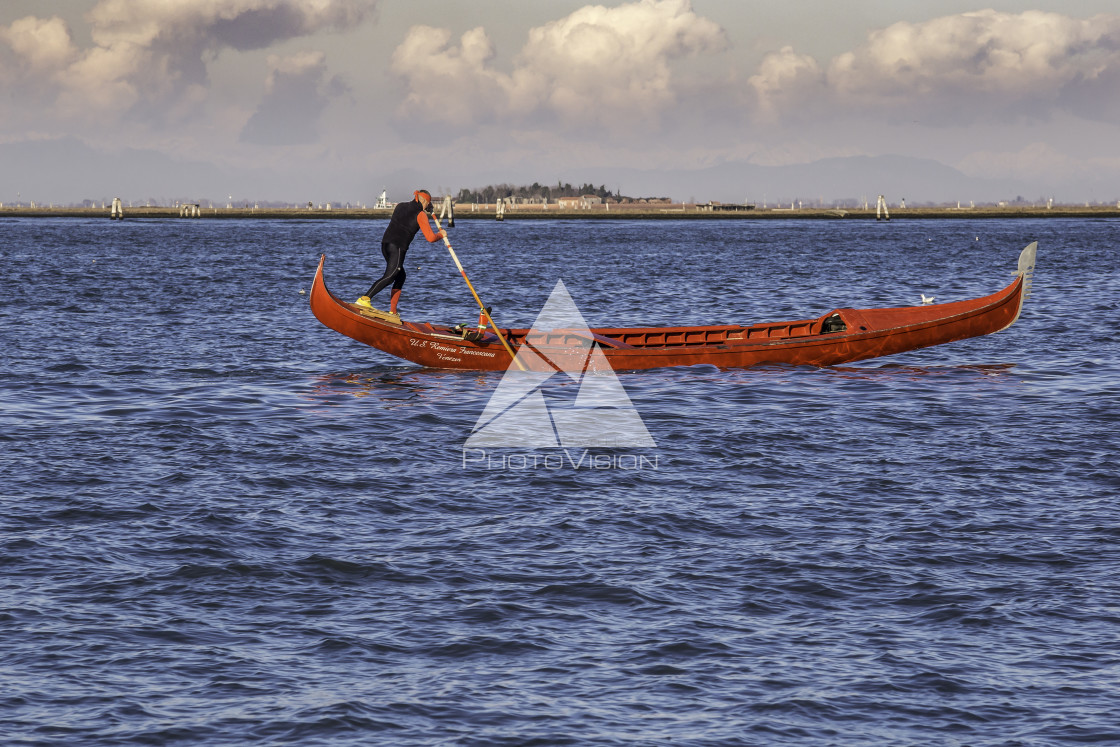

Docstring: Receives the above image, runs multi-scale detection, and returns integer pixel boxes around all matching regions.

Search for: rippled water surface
[2,216,1119,745]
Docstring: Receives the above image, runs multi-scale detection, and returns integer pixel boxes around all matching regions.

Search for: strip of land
[3,204,1118,220]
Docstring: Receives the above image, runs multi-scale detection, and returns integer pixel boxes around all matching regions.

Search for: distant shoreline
[3,205,1119,220]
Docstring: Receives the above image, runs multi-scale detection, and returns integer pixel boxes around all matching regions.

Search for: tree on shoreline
[454,182,669,203]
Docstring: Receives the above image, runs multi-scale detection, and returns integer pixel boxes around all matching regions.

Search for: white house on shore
[555,195,604,209]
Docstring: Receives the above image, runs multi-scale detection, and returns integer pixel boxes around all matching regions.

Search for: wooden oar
[433,215,526,371]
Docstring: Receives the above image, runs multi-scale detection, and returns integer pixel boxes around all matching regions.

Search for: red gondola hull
[310,244,1036,371]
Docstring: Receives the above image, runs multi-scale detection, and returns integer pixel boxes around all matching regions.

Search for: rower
[356,189,447,315]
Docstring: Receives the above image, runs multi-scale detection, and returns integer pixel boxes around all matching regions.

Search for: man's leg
[365,243,404,299]
[388,257,407,313]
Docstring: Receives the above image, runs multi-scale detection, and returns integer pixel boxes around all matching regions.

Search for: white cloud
[56,43,144,116]
[749,10,1120,124]
[1,0,376,121]
[392,26,508,125]
[747,46,825,120]
[85,0,373,50]
[513,0,727,124]
[0,16,76,76]
[393,0,726,131]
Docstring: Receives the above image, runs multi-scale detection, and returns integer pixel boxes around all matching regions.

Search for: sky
[2,0,1120,204]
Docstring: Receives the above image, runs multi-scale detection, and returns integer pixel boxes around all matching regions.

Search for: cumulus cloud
[747,46,825,120]
[748,10,1120,125]
[86,0,371,52]
[393,0,726,130]
[0,16,77,76]
[0,0,375,120]
[240,51,346,145]
[392,26,508,125]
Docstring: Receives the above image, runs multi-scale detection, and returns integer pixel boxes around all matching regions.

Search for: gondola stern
[998,241,1038,333]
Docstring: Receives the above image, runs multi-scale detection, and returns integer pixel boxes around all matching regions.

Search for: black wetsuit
[365,200,431,299]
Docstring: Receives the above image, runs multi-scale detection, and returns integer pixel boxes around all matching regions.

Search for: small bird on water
[921,293,935,305]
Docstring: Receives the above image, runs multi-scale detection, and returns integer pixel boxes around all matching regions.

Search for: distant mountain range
[2,137,1109,206]
[1,138,231,207]
[588,155,1028,206]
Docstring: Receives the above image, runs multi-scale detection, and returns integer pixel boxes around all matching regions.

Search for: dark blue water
[2,216,1118,745]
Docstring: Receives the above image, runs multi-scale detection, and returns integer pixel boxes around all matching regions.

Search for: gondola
[309,242,1036,371]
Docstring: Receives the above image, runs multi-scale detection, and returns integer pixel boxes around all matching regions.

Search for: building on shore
[698,201,756,212]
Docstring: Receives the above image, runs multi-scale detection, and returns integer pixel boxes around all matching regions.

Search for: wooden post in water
[438,195,454,227]
[876,195,890,222]
[110,197,123,220]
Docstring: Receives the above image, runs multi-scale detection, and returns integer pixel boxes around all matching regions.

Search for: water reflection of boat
[309,243,1037,372]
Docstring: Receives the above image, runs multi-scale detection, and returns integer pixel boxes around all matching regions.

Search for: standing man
[357,189,446,315]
